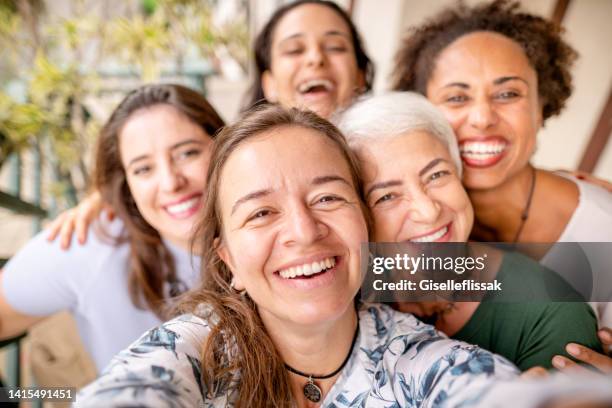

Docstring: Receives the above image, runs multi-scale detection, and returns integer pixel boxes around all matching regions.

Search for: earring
[230,278,247,296]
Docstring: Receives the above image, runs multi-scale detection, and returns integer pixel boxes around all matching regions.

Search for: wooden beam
[551,0,571,26]
[578,87,612,173]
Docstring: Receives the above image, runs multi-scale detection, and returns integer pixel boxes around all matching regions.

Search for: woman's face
[262,3,365,119]
[358,130,473,243]
[426,31,543,190]
[119,105,213,249]
[216,126,367,328]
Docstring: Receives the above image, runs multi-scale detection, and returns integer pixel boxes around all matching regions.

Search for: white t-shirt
[540,175,612,328]
[1,217,201,371]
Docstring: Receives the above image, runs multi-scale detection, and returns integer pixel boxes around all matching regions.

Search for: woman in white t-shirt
[391,1,612,333]
[0,83,225,371]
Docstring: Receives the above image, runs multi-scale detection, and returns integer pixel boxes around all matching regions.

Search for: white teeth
[165,197,200,215]
[459,141,506,157]
[279,257,336,279]
[298,79,333,93]
[410,226,448,243]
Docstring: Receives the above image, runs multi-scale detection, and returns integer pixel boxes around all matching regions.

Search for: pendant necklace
[512,166,537,243]
[284,321,359,403]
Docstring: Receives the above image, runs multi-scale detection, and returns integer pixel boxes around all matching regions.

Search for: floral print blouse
[77,303,523,407]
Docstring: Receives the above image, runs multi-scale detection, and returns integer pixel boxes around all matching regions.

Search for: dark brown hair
[243,0,375,111]
[174,104,369,406]
[391,0,578,121]
[93,83,225,318]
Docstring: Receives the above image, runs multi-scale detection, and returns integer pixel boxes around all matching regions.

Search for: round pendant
[303,380,322,403]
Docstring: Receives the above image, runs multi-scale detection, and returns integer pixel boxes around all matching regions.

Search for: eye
[245,208,276,225]
[445,94,469,104]
[132,165,152,176]
[374,193,395,206]
[325,45,347,53]
[495,90,520,100]
[283,47,303,56]
[428,170,451,182]
[317,195,343,203]
[177,148,201,160]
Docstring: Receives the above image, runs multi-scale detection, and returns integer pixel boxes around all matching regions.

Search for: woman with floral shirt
[75,105,526,407]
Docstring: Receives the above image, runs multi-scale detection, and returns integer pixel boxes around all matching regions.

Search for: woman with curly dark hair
[391,0,612,334]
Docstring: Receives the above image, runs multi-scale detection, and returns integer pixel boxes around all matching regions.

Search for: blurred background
[0,0,610,405]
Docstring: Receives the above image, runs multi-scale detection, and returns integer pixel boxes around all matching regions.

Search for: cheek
[271,58,297,87]
[446,184,474,236]
[436,107,463,135]
[372,209,399,241]
[125,177,152,209]
[226,229,276,274]
[187,160,209,188]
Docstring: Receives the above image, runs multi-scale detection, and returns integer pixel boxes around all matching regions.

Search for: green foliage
[0,0,248,199]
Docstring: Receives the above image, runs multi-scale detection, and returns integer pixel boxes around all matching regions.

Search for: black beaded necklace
[285,321,360,403]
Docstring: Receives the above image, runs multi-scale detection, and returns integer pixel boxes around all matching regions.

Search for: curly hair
[391,0,578,121]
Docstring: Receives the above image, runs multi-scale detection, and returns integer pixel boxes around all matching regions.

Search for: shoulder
[357,304,519,406]
[5,216,127,270]
[557,174,612,240]
[77,311,212,407]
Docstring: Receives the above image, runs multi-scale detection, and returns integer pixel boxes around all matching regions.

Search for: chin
[462,170,509,190]
[293,299,353,326]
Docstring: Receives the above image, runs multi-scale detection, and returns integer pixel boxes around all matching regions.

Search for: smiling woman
[392,0,612,329]
[245,0,374,118]
[0,84,225,371]
[336,92,601,371]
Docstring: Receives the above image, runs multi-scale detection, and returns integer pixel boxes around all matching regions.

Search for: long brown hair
[174,104,369,406]
[93,83,225,318]
[243,0,375,111]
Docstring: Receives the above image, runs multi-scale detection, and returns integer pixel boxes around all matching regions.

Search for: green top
[452,251,601,371]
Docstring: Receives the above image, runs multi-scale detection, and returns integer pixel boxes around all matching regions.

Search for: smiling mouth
[459,140,508,168]
[409,224,450,243]
[163,195,201,218]
[278,256,337,279]
[297,79,334,96]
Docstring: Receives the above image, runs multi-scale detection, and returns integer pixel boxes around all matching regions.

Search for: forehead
[272,3,351,42]
[119,105,208,155]
[359,131,451,178]
[432,31,535,81]
[219,125,353,198]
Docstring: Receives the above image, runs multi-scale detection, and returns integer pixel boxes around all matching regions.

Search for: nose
[467,98,498,130]
[282,203,328,246]
[159,161,186,192]
[305,44,326,68]
[406,189,441,225]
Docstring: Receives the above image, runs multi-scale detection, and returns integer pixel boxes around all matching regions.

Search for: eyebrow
[442,76,528,89]
[278,30,350,46]
[230,174,351,215]
[231,189,273,215]
[366,180,403,199]
[126,139,204,169]
[419,158,448,177]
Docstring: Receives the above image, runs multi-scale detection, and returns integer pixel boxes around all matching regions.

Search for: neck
[467,165,535,242]
[260,305,358,403]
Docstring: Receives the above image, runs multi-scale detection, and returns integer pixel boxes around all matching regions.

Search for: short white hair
[333,92,462,176]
